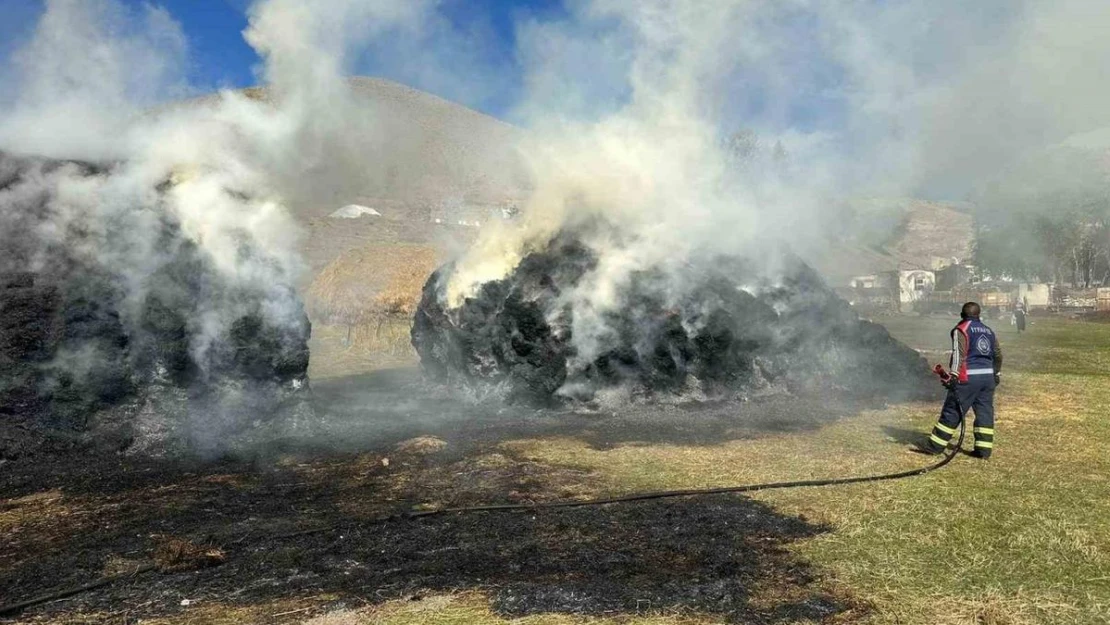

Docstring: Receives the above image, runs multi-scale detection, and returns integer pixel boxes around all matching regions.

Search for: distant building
[1016,283,1052,309]
[838,285,898,311]
[935,264,975,292]
[329,204,382,219]
[849,275,878,289]
[956,284,1013,310]
[842,269,936,312]
[1098,288,1110,312]
[887,269,936,308]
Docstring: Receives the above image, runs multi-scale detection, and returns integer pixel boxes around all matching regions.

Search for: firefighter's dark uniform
[925,316,1002,457]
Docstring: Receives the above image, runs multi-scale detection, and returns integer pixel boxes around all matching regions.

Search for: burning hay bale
[412,227,931,404]
[0,151,312,457]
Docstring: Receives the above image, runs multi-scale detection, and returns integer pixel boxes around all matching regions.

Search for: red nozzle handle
[933,364,951,382]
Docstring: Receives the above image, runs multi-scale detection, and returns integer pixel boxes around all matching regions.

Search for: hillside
[208,78,531,376]
[808,199,975,286]
[189,78,531,284]
[185,77,531,223]
[887,200,974,270]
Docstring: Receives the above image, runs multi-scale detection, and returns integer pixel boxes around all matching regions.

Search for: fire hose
[0,365,964,618]
[405,365,965,519]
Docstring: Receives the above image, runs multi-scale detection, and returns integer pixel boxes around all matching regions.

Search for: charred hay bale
[0,268,132,429]
[131,235,311,387]
[412,234,597,401]
[0,273,60,420]
[413,231,931,403]
[0,151,312,457]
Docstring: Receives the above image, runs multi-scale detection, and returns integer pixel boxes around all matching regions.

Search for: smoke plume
[0,0,445,454]
[440,0,1110,351]
[5,0,1110,443]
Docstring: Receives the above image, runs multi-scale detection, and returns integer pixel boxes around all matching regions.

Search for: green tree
[972,147,1110,285]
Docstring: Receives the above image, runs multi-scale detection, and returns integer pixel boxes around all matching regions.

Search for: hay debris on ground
[394,436,448,456]
[152,535,227,573]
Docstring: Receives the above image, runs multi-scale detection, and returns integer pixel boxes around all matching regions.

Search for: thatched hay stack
[307,244,441,324]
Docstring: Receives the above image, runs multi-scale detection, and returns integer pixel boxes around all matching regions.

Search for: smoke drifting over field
[4,0,1109,448]
[428,0,1110,399]
[448,0,1110,294]
[0,0,439,454]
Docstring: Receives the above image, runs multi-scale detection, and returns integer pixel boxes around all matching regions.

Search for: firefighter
[923,302,1001,459]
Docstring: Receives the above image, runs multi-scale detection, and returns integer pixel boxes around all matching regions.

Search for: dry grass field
[294,316,1109,625]
[305,316,1110,625]
[4,316,1108,625]
[304,242,437,379]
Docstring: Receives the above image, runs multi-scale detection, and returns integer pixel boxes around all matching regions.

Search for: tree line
[973,147,1110,287]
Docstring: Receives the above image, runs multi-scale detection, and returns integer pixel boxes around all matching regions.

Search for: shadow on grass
[1,367,896,623]
[881,425,931,449]
[1,447,858,624]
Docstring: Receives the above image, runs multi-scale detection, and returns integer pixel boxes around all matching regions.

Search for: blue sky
[2,1,1104,202]
[0,0,883,186]
[0,0,564,118]
[0,0,851,136]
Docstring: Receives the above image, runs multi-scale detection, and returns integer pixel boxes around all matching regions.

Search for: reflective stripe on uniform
[950,328,960,373]
[967,368,994,375]
[934,422,957,435]
[974,440,994,449]
[973,427,995,435]
[929,433,950,447]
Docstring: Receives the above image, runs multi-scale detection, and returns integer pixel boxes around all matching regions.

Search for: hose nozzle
[933,364,952,384]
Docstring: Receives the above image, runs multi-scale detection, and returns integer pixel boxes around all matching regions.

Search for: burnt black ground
[0,368,882,623]
[305,367,876,451]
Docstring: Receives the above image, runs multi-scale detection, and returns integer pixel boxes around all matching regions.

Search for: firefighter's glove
[994,373,1001,387]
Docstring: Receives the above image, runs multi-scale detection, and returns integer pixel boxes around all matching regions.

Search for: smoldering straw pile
[412,222,931,404]
[0,151,312,458]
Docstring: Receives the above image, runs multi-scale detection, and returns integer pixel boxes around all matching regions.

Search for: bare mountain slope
[187,77,531,222]
[806,199,974,286]
[185,78,530,283]
[887,200,974,270]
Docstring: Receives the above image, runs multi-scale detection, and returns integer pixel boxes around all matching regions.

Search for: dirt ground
[0,366,881,624]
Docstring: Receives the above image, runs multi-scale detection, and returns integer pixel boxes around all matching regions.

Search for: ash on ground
[413,228,930,404]
[0,152,312,460]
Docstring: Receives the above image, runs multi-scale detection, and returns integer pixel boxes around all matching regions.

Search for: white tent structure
[329,204,382,219]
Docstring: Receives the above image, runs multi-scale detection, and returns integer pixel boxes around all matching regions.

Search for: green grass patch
[501,315,1110,624]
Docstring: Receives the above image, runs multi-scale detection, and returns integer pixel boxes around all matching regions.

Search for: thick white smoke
[0,0,442,365]
[0,0,188,160]
[5,0,1109,405]
[439,0,1110,372]
[0,0,459,452]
